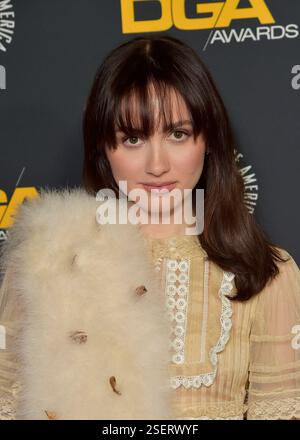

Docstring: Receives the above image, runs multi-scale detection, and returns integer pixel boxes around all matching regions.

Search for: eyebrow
[116,119,193,134]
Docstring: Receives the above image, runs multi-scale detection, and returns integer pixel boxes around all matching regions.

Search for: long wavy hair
[82,34,289,301]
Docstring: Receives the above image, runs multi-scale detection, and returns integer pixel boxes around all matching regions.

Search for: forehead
[115,83,191,133]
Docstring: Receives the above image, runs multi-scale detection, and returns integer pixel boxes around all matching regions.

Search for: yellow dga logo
[120,0,275,33]
[0,187,39,232]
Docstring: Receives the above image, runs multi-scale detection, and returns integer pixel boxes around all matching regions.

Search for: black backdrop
[0,0,299,263]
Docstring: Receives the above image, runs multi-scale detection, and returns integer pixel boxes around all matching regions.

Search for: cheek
[107,150,140,181]
[174,147,205,179]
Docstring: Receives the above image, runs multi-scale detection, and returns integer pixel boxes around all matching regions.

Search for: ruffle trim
[178,415,244,420]
[247,396,300,420]
[0,380,22,420]
[0,395,16,420]
[172,400,247,419]
[170,270,235,389]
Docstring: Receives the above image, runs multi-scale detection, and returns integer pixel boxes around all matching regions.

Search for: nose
[145,142,170,177]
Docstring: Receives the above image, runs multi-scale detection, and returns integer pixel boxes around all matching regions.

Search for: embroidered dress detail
[165,258,190,365]
[170,269,234,389]
[143,234,208,271]
[200,258,209,362]
[143,233,235,390]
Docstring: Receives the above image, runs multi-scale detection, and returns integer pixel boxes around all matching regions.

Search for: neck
[126,199,198,239]
[139,222,188,239]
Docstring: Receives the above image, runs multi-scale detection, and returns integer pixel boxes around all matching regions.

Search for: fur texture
[0,187,173,420]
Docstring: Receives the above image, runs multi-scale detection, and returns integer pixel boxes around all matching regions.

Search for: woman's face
[105,87,206,222]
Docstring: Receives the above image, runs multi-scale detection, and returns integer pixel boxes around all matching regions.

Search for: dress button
[45,410,58,419]
[109,376,122,395]
[69,330,88,344]
[135,285,147,296]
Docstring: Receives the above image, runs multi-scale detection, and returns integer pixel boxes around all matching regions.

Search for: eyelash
[121,130,191,147]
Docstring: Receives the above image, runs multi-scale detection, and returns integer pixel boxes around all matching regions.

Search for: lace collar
[142,233,208,261]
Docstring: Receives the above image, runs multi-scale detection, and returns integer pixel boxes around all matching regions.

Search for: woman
[0,35,300,420]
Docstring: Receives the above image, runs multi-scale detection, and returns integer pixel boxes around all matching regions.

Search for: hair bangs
[106,78,204,150]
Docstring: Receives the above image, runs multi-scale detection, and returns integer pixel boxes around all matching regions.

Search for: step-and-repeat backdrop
[0,0,299,262]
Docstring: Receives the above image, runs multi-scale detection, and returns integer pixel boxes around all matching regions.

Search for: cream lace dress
[1,234,300,420]
[142,234,300,420]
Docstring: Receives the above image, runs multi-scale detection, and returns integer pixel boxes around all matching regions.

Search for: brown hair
[82,34,289,301]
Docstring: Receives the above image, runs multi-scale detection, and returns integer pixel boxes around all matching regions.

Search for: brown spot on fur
[135,285,147,296]
[69,330,88,344]
[71,254,77,265]
[109,376,122,395]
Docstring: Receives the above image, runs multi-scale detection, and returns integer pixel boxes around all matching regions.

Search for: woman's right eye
[122,135,143,147]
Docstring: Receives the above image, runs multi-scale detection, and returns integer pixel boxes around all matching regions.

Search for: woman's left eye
[170,130,190,141]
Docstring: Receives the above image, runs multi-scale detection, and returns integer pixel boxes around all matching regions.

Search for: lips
[142,182,177,192]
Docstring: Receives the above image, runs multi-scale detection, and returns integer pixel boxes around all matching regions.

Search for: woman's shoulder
[270,245,300,285]
[258,245,300,302]
[251,245,300,336]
